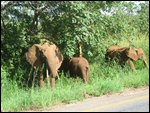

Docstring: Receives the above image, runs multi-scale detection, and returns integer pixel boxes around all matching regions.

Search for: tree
[1,1,149,81]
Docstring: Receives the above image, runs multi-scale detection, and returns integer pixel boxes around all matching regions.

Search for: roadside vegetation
[1,1,149,111]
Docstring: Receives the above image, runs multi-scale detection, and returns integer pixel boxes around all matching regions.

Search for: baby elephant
[59,57,89,83]
[105,45,149,70]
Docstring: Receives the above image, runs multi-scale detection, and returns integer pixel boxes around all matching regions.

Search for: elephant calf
[59,57,89,83]
[105,45,149,70]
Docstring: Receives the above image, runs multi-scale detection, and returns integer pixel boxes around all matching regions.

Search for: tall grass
[2,64,149,112]
[1,35,149,111]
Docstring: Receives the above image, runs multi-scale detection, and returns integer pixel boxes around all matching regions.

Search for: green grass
[1,63,149,112]
[1,34,149,112]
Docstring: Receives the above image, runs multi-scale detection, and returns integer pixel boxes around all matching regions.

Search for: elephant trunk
[47,62,58,78]
[143,60,149,69]
[50,77,55,90]
[47,60,58,89]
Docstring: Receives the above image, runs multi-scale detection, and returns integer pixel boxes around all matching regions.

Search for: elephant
[105,45,149,70]
[25,42,63,89]
[59,57,89,83]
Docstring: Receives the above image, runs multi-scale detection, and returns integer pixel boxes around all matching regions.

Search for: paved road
[25,87,149,112]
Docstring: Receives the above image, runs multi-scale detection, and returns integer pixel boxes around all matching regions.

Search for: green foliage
[1,1,149,69]
[1,1,149,111]
[121,69,149,88]
[1,66,8,88]
[42,1,102,58]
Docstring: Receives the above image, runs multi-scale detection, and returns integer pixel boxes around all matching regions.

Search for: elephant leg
[56,70,60,80]
[55,71,60,81]
[85,68,89,83]
[128,60,135,71]
[27,67,33,87]
[39,70,44,87]
[69,68,74,77]
[85,74,89,84]
[82,75,87,83]
[32,68,39,87]
[82,70,88,84]
[83,77,88,84]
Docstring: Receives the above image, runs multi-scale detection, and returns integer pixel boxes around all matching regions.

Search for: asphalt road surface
[25,87,149,112]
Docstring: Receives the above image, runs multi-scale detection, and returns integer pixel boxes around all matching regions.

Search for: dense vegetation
[1,1,149,111]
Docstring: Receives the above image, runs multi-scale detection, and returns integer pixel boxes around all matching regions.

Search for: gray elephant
[25,42,63,89]
[59,57,89,83]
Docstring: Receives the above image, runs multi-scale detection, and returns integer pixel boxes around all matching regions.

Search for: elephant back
[80,57,89,67]
[106,45,120,53]
[70,57,89,68]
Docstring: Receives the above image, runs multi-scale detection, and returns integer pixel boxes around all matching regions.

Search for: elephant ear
[55,46,63,65]
[127,47,138,61]
[136,48,145,58]
[25,44,42,68]
[136,48,149,68]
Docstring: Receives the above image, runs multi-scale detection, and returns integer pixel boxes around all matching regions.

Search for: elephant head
[127,47,149,69]
[25,42,63,89]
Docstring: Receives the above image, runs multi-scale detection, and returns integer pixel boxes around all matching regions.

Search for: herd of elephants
[25,42,149,89]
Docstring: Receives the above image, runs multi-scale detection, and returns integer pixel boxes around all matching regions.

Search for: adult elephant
[25,42,63,89]
[59,57,89,83]
[105,45,149,70]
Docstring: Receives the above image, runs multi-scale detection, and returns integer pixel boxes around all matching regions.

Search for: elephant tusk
[46,67,49,78]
